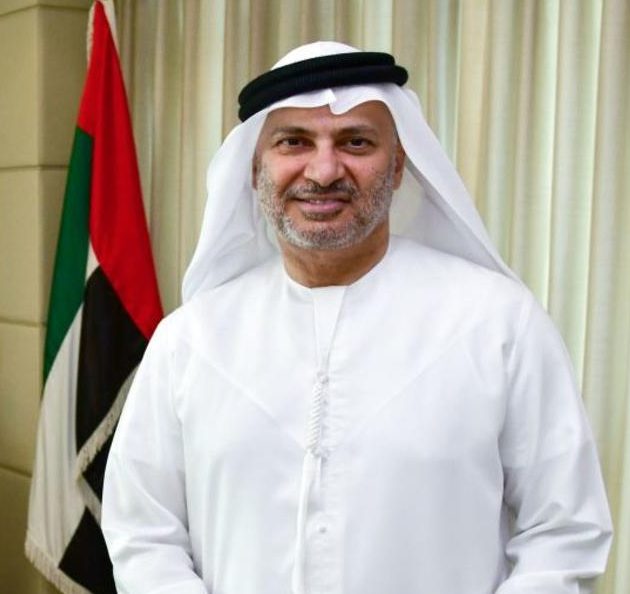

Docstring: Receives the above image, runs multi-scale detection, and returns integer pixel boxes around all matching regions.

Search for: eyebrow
[268,124,380,138]
[269,126,311,137]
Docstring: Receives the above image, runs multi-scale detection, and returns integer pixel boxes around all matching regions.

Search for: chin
[282,220,386,252]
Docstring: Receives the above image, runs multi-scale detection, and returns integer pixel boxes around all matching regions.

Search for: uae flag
[25,1,163,592]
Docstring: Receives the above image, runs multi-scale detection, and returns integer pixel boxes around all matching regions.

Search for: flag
[25,1,163,591]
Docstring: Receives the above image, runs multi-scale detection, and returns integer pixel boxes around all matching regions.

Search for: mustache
[285,180,358,200]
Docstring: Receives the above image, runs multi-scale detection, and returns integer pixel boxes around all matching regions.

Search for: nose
[303,146,345,187]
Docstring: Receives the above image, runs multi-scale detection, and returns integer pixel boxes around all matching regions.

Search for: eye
[343,137,373,152]
[276,137,310,151]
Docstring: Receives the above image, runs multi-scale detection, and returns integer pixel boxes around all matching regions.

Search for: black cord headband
[237,52,408,121]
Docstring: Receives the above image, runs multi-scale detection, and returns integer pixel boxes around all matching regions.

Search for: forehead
[257,100,397,140]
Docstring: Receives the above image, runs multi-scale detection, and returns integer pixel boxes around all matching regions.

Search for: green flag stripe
[44,127,92,382]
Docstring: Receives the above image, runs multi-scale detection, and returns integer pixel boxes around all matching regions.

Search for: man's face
[253,101,405,251]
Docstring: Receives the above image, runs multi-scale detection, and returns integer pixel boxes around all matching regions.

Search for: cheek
[261,156,306,189]
[360,163,390,187]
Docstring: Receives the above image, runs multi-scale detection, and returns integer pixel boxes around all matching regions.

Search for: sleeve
[101,318,208,594]
[496,295,613,594]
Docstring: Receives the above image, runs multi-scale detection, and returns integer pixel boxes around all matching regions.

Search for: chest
[175,293,510,479]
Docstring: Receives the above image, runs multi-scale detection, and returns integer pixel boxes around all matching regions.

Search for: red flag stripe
[78,1,162,340]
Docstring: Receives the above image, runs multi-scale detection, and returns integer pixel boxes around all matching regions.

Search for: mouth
[295,193,351,202]
[293,196,349,217]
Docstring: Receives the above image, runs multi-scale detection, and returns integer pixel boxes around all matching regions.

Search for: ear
[392,141,406,190]
[251,154,259,189]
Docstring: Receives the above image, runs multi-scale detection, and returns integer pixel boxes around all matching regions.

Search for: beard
[255,158,397,251]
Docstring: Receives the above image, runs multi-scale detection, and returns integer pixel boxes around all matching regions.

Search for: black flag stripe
[58,509,117,593]
[76,266,148,451]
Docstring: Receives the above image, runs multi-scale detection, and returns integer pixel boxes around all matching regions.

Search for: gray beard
[256,159,396,251]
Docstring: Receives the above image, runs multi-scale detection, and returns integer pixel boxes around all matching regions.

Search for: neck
[278,222,390,288]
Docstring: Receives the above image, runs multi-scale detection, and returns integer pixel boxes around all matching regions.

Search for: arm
[102,319,208,594]
[497,296,612,594]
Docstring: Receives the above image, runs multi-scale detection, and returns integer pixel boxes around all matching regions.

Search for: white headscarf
[182,41,515,302]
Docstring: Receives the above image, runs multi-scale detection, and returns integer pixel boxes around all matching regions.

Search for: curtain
[114,1,629,592]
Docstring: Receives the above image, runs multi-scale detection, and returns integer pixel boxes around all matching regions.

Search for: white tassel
[292,373,327,594]
[292,451,319,594]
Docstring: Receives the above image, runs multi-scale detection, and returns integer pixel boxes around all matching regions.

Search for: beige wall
[0,0,90,590]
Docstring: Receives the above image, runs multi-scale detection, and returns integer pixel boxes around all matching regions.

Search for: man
[102,42,612,594]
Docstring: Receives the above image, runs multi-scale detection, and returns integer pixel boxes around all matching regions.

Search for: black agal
[238,52,408,121]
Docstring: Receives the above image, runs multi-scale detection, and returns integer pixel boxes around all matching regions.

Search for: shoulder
[152,256,282,349]
[386,236,533,319]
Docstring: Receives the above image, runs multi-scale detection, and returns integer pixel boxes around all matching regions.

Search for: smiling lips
[293,195,349,216]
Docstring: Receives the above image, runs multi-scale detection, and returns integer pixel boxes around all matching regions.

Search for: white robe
[102,236,612,594]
